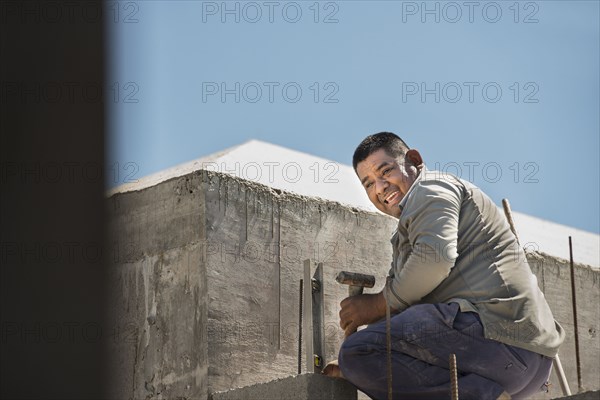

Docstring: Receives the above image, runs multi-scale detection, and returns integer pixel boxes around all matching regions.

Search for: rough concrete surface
[106,172,208,400]
[107,170,599,400]
[554,390,600,400]
[528,254,600,398]
[203,171,396,393]
[209,373,357,400]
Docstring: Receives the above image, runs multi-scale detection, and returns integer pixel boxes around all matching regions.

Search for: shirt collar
[397,164,427,212]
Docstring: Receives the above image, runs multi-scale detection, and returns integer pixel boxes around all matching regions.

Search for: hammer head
[336,271,375,295]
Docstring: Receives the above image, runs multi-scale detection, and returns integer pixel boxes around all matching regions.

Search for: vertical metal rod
[554,356,571,396]
[449,354,459,400]
[569,236,582,392]
[303,260,314,372]
[386,303,392,400]
[298,279,303,375]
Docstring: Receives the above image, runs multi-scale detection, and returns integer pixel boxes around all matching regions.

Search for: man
[323,132,564,399]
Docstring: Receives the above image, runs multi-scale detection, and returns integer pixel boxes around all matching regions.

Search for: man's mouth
[383,191,400,204]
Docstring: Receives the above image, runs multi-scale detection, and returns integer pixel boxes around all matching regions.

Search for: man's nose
[375,177,388,195]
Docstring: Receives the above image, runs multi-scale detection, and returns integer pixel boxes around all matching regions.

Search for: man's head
[353,132,423,218]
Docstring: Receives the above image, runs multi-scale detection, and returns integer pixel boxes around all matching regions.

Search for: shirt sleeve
[384,180,462,312]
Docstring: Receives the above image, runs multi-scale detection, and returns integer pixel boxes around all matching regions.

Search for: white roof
[110,140,599,267]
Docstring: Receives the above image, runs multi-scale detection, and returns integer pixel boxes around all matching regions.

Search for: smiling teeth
[385,191,398,203]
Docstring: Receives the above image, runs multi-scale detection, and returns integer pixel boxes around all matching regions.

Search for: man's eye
[382,168,391,175]
[365,182,372,189]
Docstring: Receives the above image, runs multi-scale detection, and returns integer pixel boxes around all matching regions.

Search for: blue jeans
[338,303,553,400]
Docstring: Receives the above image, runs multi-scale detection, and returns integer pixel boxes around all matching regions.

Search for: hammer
[336,271,376,296]
[336,271,376,333]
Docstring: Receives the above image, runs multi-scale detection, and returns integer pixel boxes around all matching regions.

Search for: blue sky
[107,0,599,233]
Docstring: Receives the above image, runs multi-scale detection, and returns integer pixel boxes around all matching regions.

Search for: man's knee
[338,331,364,366]
[338,330,380,377]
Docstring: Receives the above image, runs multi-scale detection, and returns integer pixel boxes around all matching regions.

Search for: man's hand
[339,291,387,337]
[322,359,344,379]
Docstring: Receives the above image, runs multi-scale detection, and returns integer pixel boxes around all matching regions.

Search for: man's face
[356,148,421,218]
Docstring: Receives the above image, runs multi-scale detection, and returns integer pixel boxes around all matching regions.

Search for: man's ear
[405,149,424,167]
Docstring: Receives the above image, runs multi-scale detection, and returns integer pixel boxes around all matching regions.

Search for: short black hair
[352,132,410,171]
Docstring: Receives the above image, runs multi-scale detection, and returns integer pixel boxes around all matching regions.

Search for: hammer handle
[348,286,364,297]
[347,286,364,334]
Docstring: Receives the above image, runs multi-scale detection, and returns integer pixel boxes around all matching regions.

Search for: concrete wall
[202,171,396,393]
[107,170,599,400]
[528,254,600,397]
[106,172,208,400]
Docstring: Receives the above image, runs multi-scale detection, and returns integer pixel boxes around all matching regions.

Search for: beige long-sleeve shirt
[383,167,564,357]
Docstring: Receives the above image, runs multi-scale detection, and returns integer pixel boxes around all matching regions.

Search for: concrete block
[209,374,357,400]
[554,390,600,400]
